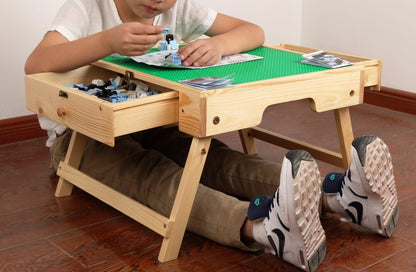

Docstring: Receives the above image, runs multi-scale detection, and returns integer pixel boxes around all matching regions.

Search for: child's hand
[106,23,164,56]
[177,39,224,67]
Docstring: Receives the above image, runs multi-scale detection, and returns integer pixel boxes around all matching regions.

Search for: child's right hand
[106,23,164,56]
[25,23,164,74]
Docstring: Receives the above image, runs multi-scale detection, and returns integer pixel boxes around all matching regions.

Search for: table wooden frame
[25,44,382,262]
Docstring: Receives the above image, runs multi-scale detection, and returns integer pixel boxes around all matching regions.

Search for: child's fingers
[178,42,205,66]
[131,33,162,46]
[194,54,218,67]
[182,50,206,66]
[129,23,164,35]
[179,40,222,66]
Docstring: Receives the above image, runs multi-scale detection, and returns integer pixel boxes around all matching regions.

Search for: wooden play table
[25,44,382,262]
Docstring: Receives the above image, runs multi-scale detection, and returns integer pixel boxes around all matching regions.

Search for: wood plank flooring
[1,100,415,271]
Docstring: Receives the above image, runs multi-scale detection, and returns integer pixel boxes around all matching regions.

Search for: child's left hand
[177,38,223,67]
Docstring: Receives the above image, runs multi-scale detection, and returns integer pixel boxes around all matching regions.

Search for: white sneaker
[323,136,399,237]
[264,150,326,272]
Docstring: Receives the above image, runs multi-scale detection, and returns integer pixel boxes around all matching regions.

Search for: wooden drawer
[25,65,179,146]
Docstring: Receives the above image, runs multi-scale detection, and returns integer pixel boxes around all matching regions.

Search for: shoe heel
[307,241,326,272]
[383,205,399,237]
[363,137,399,237]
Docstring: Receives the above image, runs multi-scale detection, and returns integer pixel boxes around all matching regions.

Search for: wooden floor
[1,100,415,271]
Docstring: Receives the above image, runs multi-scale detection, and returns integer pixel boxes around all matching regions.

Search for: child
[25,1,399,271]
[24,0,265,73]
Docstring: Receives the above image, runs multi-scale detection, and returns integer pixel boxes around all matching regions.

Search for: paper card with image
[179,74,235,90]
[301,50,351,69]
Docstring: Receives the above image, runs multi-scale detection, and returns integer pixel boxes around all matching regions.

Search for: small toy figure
[158,28,179,52]
[157,28,182,66]
[158,33,179,52]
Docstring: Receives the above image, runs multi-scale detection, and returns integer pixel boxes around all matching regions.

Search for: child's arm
[25,23,164,74]
[177,13,265,67]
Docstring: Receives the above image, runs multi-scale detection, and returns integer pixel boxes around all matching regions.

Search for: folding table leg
[334,107,354,169]
[55,131,87,197]
[239,128,258,155]
[158,136,212,262]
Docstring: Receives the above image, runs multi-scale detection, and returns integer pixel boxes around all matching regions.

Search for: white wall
[206,0,302,45]
[0,0,301,120]
[0,0,65,120]
[301,0,416,92]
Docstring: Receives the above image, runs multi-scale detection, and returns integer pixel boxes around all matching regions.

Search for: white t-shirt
[40,0,217,146]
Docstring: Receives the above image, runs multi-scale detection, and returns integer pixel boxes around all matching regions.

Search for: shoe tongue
[322,172,345,194]
[247,195,273,220]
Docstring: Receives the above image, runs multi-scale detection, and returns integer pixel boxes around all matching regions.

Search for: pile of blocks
[66,76,158,103]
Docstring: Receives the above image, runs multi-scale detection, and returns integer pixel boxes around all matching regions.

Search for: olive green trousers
[50,126,282,251]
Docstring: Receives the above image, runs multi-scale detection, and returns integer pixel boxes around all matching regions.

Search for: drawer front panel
[25,75,115,145]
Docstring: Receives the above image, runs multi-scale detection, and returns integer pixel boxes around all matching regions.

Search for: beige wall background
[1,0,413,120]
[301,0,416,92]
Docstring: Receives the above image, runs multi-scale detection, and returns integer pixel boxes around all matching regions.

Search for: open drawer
[25,65,179,146]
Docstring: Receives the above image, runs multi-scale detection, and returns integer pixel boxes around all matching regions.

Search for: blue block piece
[171,53,181,65]
[158,41,168,51]
[108,81,118,90]
[164,53,182,65]
[109,93,130,103]
[168,40,178,51]
[117,93,128,102]
[75,84,88,91]
[109,94,118,103]
[158,34,178,51]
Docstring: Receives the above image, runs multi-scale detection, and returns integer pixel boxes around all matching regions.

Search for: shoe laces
[338,170,350,197]
[267,188,280,220]
[340,169,368,200]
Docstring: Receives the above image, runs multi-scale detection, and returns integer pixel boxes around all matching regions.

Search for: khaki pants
[50,126,282,251]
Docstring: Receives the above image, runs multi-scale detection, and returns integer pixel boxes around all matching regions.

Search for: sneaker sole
[286,150,326,272]
[352,136,399,237]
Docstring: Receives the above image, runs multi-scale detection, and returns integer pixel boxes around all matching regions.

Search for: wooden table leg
[238,128,258,155]
[158,136,211,262]
[334,107,354,169]
[55,131,87,197]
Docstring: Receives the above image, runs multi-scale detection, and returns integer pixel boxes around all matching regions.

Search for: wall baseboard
[365,87,416,115]
[0,115,46,145]
[1,87,415,145]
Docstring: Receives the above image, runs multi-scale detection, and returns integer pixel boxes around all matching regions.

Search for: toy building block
[159,34,179,52]
[136,81,149,92]
[109,93,129,103]
[137,90,149,98]
[92,79,105,86]
[87,89,98,96]
[127,91,137,99]
[67,75,159,103]
[164,53,182,66]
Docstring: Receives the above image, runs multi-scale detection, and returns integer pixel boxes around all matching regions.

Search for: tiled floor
[1,100,415,271]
